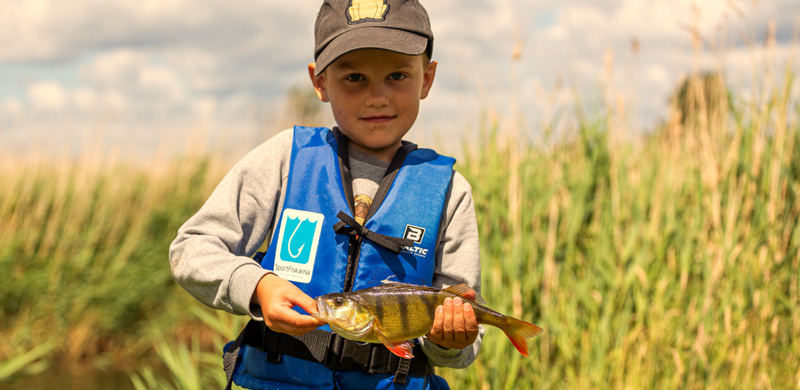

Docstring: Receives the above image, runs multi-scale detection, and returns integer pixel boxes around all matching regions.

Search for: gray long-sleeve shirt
[169,128,483,368]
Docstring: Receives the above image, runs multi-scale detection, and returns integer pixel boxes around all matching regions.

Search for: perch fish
[312,283,543,359]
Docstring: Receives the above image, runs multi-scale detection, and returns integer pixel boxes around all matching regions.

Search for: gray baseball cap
[313,0,434,76]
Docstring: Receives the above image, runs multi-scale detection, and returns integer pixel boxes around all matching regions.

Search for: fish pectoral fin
[442,284,486,304]
[375,332,415,359]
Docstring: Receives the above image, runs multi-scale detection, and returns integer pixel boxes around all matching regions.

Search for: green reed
[0,153,224,380]
[128,307,247,390]
[439,67,800,389]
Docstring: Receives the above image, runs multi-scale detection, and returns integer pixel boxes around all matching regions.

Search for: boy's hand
[253,273,325,336]
[427,297,479,350]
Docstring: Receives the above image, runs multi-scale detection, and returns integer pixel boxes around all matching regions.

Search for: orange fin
[502,317,543,357]
[442,284,477,301]
[376,331,415,359]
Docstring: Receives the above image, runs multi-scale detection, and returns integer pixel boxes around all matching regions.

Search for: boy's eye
[388,72,406,81]
[345,74,365,82]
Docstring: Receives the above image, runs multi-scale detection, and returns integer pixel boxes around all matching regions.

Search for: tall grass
[0,152,226,379]
[439,65,800,389]
[128,307,247,390]
[2,63,798,389]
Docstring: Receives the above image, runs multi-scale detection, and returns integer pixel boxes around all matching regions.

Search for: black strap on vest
[333,211,415,254]
[223,320,433,388]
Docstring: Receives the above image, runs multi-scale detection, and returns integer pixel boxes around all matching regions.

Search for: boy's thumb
[290,293,320,316]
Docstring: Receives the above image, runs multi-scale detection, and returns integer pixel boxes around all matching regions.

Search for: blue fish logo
[274,209,324,283]
[279,216,319,264]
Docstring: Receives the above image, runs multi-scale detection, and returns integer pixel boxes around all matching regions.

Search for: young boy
[169,1,483,388]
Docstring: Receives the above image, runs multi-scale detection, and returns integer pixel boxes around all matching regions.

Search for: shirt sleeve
[418,170,484,368]
[168,129,293,320]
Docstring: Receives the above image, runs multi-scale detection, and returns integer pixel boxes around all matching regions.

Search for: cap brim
[314,27,428,76]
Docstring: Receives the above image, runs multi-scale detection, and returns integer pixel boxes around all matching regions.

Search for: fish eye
[334,297,344,306]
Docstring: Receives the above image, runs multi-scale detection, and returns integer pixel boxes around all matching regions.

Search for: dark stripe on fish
[398,294,411,336]
[373,295,385,325]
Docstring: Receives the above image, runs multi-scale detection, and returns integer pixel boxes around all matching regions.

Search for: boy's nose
[364,84,389,107]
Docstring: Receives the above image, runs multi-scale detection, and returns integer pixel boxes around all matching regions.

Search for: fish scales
[364,284,503,336]
[359,286,440,340]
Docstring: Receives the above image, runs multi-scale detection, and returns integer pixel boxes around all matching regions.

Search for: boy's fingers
[258,275,325,334]
[442,297,454,342]
[289,294,321,316]
[463,303,479,334]
[268,308,323,335]
[452,298,466,341]
[463,303,479,344]
[286,307,324,327]
[281,291,326,328]
[431,305,444,338]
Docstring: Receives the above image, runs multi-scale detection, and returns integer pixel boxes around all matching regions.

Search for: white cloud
[80,49,148,87]
[72,87,96,112]
[0,97,24,118]
[192,95,217,118]
[137,65,185,104]
[27,81,69,112]
[0,0,318,61]
[71,49,190,113]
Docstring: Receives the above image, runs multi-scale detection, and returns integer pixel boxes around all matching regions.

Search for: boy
[169,1,483,388]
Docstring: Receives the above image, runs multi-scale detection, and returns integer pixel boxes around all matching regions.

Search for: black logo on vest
[403,225,425,243]
[402,225,428,257]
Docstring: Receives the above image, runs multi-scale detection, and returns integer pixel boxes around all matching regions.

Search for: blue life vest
[230,126,456,390]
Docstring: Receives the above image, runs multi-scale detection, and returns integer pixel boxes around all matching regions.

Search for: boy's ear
[420,60,437,100]
[308,63,329,102]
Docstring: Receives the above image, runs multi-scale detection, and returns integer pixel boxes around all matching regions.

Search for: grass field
[1,64,798,389]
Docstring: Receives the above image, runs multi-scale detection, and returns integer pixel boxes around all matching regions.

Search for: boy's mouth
[361,115,395,124]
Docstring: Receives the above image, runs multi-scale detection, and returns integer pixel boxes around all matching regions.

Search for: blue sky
[1,0,798,160]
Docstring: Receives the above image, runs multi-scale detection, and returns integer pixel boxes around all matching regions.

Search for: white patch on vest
[273,209,324,283]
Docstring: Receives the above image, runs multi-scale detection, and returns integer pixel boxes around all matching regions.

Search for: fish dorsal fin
[374,282,437,293]
[442,284,486,304]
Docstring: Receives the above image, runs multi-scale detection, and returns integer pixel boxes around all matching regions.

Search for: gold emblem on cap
[348,0,389,23]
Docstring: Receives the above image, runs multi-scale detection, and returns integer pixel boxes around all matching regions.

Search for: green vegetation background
[1,67,799,389]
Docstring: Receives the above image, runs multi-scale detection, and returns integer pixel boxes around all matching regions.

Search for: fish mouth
[310,297,330,322]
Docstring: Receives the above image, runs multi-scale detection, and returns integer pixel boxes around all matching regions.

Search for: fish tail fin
[500,317,543,357]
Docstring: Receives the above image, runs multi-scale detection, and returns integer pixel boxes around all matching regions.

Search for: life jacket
[226,126,456,390]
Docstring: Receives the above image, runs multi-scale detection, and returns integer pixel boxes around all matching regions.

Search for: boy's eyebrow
[393,60,417,70]
[333,60,357,71]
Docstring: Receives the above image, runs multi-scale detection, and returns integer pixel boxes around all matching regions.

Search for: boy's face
[309,49,437,162]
